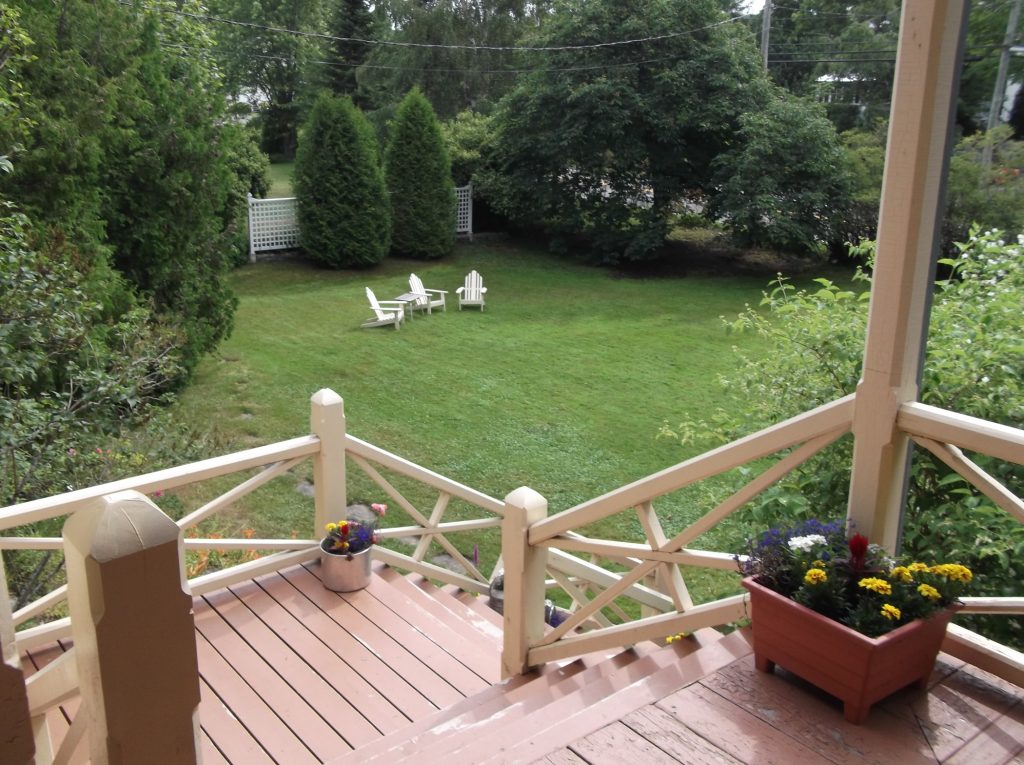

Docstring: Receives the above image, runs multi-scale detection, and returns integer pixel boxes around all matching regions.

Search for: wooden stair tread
[371,629,748,765]
[372,565,503,648]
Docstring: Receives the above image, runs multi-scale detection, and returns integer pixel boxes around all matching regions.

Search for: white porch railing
[1,385,1022,762]
[247,184,474,261]
[500,393,1024,681]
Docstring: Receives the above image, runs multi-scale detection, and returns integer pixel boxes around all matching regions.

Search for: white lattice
[247,186,473,261]
[248,195,299,260]
[456,183,473,240]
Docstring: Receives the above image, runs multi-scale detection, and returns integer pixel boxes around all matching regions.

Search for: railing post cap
[311,388,344,408]
[63,490,178,563]
[504,486,547,511]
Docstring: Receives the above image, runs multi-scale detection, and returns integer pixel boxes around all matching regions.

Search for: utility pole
[761,0,773,70]
[983,0,1023,171]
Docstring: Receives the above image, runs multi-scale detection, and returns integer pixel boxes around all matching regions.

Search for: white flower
[788,534,827,552]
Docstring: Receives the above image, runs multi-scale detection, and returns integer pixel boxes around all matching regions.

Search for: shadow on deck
[21,563,1024,764]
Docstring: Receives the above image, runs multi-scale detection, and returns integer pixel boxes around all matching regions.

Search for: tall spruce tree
[327,0,376,103]
[295,94,390,267]
[385,88,455,260]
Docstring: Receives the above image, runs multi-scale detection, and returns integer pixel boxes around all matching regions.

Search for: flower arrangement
[323,503,387,559]
[739,519,971,638]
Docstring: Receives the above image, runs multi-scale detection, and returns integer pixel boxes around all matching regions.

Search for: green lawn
[267,162,294,197]
[172,240,836,600]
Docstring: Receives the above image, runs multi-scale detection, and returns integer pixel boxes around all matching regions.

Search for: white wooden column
[500,486,548,678]
[0,556,34,764]
[311,388,347,535]
[847,0,969,550]
[64,491,200,765]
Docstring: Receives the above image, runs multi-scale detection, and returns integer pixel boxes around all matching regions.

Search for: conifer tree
[385,88,455,260]
[295,94,390,267]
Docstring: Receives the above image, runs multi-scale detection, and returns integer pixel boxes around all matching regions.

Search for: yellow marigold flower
[930,563,973,582]
[325,522,337,532]
[890,566,913,583]
[917,583,941,600]
[858,577,892,596]
[812,560,826,568]
[880,604,902,621]
[908,562,929,573]
[804,568,828,585]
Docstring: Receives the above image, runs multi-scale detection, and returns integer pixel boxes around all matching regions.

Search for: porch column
[64,491,200,764]
[311,388,347,535]
[0,556,34,764]
[847,1,969,550]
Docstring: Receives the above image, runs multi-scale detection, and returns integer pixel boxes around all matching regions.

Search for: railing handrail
[530,393,855,544]
[0,436,321,532]
[899,401,1024,463]
[346,434,506,516]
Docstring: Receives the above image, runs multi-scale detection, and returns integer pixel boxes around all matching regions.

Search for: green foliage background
[665,230,1024,647]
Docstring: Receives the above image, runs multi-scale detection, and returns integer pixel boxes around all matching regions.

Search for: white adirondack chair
[455,270,487,311]
[362,287,405,330]
[407,273,447,314]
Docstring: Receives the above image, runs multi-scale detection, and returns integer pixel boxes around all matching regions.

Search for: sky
[741,0,766,13]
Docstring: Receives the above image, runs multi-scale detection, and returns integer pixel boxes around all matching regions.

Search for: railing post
[847,1,968,550]
[311,388,347,535]
[0,555,34,764]
[63,491,200,764]
[500,486,548,679]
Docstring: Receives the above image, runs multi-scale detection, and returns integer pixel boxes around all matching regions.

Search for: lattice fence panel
[248,195,299,260]
[456,183,473,239]
[248,186,472,261]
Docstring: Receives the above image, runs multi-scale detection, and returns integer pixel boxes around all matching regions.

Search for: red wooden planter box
[741,576,957,724]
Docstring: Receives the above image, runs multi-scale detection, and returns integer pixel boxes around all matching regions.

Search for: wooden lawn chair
[406,273,448,314]
[362,287,405,330]
[455,270,487,311]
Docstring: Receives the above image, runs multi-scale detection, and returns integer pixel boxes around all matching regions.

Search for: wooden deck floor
[19,563,1024,764]
[547,650,1024,765]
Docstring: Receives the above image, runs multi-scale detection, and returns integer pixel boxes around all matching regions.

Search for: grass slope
[173,240,825,600]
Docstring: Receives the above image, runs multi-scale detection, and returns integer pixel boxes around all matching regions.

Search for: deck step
[400,629,734,765]
[430,578,505,631]
[326,645,651,765]
[329,627,746,765]
[373,567,502,646]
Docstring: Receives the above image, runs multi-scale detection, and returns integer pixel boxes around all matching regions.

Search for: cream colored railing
[499,395,1024,683]
[0,388,509,763]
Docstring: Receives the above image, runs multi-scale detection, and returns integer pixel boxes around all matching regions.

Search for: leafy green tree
[385,88,456,259]
[442,110,495,186]
[208,0,327,158]
[0,5,33,171]
[834,123,1024,256]
[326,0,377,102]
[708,94,852,254]
[359,0,527,119]
[295,94,391,267]
[945,126,1024,245]
[764,0,899,130]
[485,0,771,263]
[0,200,183,606]
[663,230,1024,647]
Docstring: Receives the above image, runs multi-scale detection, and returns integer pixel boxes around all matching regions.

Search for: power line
[769,57,896,64]
[126,1,747,54]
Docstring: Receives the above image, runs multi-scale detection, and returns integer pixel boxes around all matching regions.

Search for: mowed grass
[173,239,823,600]
[266,162,294,197]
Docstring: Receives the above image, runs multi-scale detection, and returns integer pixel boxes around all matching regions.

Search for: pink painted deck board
[16,571,1024,765]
